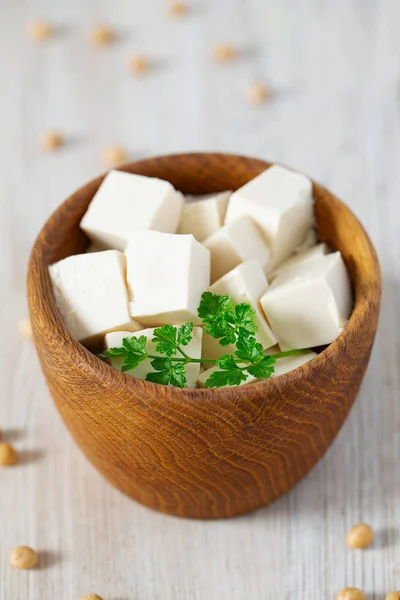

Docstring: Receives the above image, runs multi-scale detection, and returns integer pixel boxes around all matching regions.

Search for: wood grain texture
[27,154,381,519]
[1,0,399,598]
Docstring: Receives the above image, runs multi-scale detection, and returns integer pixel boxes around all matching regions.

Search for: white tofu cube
[80,170,184,251]
[273,349,318,376]
[197,348,317,387]
[202,261,277,361]
[178,191,231,241]
[85,243,101,253]
[49,250,140,344]
[203,216,270,283]
[268,243,329,281]
[126,231,210,326]
[260,252,353,350]
[105,326,203,388]
[225,165,314,270]
[295,228,318,253]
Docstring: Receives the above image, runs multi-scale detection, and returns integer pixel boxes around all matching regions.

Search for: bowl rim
[27,152,382,403]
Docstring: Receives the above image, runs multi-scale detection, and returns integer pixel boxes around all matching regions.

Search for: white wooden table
[0,1,399,598]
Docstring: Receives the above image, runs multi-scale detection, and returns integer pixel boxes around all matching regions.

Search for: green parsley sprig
[100,292,307,388]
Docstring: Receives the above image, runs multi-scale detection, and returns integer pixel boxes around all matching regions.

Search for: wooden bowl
[27,153,381,519]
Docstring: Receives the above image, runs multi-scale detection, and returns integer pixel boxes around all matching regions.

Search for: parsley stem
[271,349,309,360]
[188,358,218,364]
[147,354,215,364]
[176,345,190,360]
[146,348,308,365]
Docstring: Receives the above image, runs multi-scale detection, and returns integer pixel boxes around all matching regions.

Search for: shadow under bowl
[27,153,381,519]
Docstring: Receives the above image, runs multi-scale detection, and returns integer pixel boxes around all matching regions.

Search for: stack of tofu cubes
[49,165,352,388]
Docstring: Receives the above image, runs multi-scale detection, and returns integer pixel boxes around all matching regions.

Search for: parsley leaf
[177,322,194,347]
[204,354,248,388]
[198,292,236,345]
[99,292,307,389]
[204,321,236,346]
[235,337,275,379]
[234,303,258,337]
[198,292,259,347]
[99,346,128,359]
[146,357,187,387]
[246,355,276,379]
[100,335,148,372]
[121,335,147,355]
[198,291,233,322]
[121,335,148,371]
[152,325,178,357]
[234,335,264,363]
[152,323,193,357]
